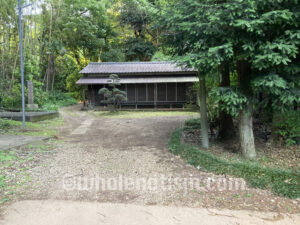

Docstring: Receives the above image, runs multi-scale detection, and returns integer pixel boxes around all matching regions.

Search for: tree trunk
[218,63,235,140]
[45,54,55,91]
[51,54,56,91]
[239,104,256,159]
[237,60,256,159]
[199,78,209,148]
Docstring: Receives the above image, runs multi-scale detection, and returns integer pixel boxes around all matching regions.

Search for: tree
[162,0,300,158]
[98,74,127,112]
[118,0,159,61]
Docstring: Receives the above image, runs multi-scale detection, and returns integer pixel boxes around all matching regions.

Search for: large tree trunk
[239,104,256,159]
[199,78,209,148]
[218,63,235,140]
[236,60,256,159]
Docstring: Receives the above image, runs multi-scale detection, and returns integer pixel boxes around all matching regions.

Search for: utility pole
[18,0,32,129]
[18,0,26,129]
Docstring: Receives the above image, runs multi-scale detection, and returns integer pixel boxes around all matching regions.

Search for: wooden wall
[89,83,193,106]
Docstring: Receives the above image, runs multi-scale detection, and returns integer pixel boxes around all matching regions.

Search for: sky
[22,0,43,16]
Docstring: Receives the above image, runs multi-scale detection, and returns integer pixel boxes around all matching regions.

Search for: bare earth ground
[0,105,299,224]
[0,135,48,150]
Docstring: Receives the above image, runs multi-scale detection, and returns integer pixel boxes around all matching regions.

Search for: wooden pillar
[125,84,128,102]
[88,85,92,106]
[92,85,95,107]
[135,84,137,104]
[146,83,148,102]
[175,83,178,102]
[82,88,86,107]
[166,83,168,102]
[154,83,157,108]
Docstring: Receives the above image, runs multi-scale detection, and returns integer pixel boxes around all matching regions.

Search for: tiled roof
[76,76,198,85]
[79,61,197,74]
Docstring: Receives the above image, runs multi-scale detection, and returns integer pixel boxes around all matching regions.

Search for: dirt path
[0,106,299,224]
[1,200,300,225]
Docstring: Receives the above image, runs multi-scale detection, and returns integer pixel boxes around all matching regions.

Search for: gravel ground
[1,105,300,215]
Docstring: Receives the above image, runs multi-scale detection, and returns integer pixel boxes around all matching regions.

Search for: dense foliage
[272,110,300,146]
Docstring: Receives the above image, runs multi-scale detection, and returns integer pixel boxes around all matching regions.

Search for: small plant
[98,74,127,112]
[232,193,241,199]
[245,193,252,198]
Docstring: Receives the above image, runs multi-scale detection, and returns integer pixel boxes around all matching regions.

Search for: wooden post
[199,78,209,148]
[175,83,178,102]
[166,83,168,102]
[135,84,137,103]
[92,85,95,108]
[146,84,148,102]
[125,84,128,102]
[83,88,86,107]
[154,83,157,108]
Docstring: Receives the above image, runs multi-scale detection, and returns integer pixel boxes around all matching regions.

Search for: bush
[0,84,23,109]
[272,110,300,146]
[0,118,11,133]
[41,91,78,111]
[168,127,300,199]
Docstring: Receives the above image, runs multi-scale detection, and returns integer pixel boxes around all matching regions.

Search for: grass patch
[0,150,18,204]
[0,151,16,163]
[1,117,64,137]
[93,110,198,119]
[168,127,300,199]
[184,117,201,129]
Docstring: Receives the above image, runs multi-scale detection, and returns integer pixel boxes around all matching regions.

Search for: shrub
[272,110,300,146]
[0,118,11,133]
[0,84,23,109]
[41,91,77,111]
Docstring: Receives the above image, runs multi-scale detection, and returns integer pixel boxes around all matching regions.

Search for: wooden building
[76,62,198,108]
